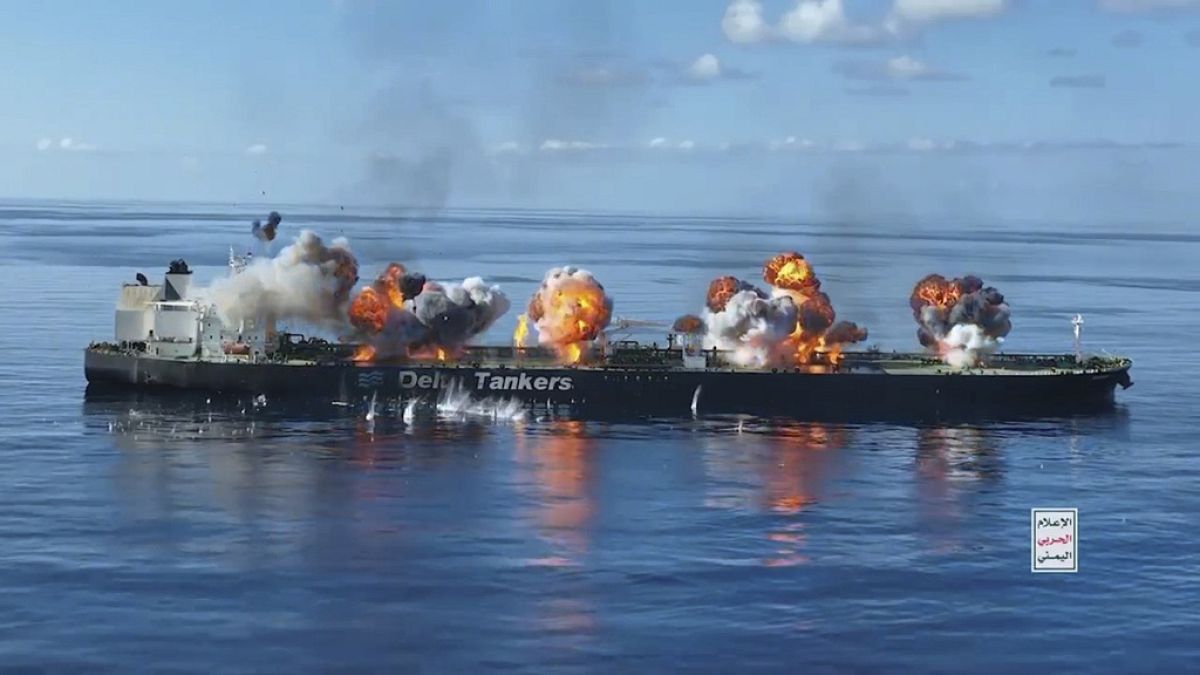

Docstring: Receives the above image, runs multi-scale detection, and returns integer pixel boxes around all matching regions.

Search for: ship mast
[228,246,251,275]
[1072,314,1084,362]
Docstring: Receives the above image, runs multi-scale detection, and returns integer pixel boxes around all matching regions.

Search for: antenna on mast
[1071,314,1084,362]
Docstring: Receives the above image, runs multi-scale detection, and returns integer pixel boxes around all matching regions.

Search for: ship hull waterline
[84,349,1130,420]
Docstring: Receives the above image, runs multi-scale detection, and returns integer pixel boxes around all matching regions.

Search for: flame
[348,287,387,334]
[528,274,611,364]
[406,344,454,362]
[380,263,407,308]
[764,252,819,293]
[565,342,582,364]
[348,263,413,335]
[911,274,962,313]
[352,344,376,362]
[514,313,529,349]
[673,314,704,334]
[706,276,744,313]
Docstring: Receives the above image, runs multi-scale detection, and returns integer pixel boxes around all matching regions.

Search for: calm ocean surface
[0,201,1196,672]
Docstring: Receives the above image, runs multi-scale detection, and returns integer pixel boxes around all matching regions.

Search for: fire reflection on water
[513,419,598,640]
[702,418,851,568]
[914,425,1004,555]
[515,419,595,568]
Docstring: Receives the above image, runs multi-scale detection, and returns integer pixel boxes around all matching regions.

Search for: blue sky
[2,0,1199,222]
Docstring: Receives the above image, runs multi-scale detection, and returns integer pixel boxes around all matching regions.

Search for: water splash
[435,380,526,422]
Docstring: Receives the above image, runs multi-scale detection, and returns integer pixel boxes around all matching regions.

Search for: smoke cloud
[348,261,510,358]
[703,288,799,367]
[201,230,359,328]
[910,273,1011,367]
[698,251,867,367]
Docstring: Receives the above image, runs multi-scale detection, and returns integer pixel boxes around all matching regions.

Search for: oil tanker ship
[84,248,1133,419]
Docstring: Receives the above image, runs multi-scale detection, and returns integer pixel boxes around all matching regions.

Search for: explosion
[672,314,705,335]
[909,274,1011,368]
[527,266,613,363]
[699,251,867,367]
[347,263,509,360]
[348,263,424,334]
[200,230,358,328]
[763,252,867,365]
[706,276,762,312]
[763,252,818,293]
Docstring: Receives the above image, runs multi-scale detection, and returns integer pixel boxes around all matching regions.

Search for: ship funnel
[164,258,192,301]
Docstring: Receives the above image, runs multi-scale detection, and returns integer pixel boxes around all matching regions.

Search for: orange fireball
[706,276,744,313]
[672,314,704,334]
[910,274,962,317]
[349,286,388,334]
[527,267,613,364]
[764,252,820,293]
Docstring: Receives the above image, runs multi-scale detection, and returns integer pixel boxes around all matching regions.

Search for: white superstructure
[112,253,275,361]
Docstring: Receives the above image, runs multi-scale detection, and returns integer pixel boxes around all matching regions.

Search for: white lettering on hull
[392,370,573,392]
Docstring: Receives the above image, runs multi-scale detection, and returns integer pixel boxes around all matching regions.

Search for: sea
[0,200,1196,673]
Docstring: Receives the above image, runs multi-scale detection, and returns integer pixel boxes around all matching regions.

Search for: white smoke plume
[201,230,358,328]
[702,290,798,367]
[940,323,1001,369]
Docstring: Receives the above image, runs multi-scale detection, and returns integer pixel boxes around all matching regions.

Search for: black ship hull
[84,349,1132,420]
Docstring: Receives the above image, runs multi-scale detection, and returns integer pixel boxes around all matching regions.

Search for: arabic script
[1032,508,1078,573]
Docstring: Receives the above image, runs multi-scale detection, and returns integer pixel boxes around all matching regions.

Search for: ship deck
[87,341,1130,376]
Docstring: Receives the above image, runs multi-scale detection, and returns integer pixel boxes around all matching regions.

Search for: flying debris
[348,262,508,360]
[527,266,613,364]
[251,211,282,242]
[200,230,358,328]
[909,274,1011,368]
[698,252,867,367]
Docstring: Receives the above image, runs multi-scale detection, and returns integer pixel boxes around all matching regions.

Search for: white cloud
[1099,0,1200,10]
[492,141,523,154]
[489,136,1188,163]
[539,139,607,152]
[890,0,1006,24]
[887,55,930,78]
[245,143,268,155]
[688,54,722,81]
[834,55,966,82]
[722,0,773,43]
[907,137,938,151]
[780,0,882,44]
[722,0,1008,47]
[37,136,98,152]
[769,136,817,151]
